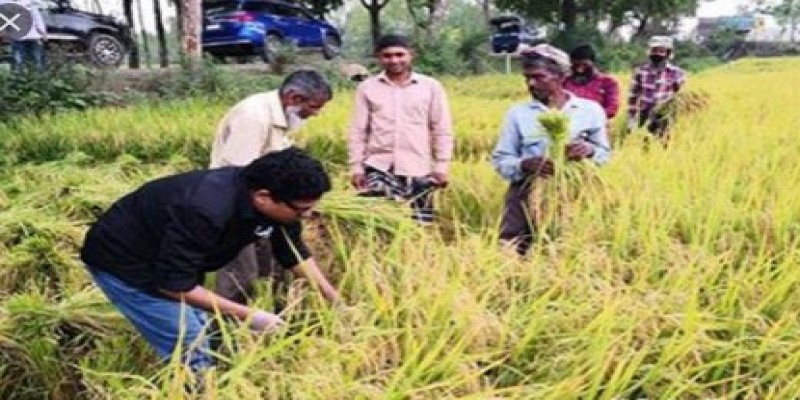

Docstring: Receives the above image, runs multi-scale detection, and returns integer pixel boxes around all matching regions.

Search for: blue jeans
[11,40,45,74]
[88,267,214,371]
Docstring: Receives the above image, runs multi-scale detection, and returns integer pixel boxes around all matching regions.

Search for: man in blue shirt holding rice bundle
[491,44,611,255]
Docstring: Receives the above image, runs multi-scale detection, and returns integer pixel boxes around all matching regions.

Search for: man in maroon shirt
[563,44,620,143]
[564,44,620,119]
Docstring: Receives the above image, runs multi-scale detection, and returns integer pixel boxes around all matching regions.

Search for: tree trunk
[481,0,490,27]
[136,0,152,68]
[632,15,650,41]
[561,0,578,32]
[428,0,449,37]
[606,15,624,36]
[790,0,797,43]
[123,0,139,68]
[369,7,381,49]
[171,0,185,59]
[405,0,448,42]
[360,0,390,52]
[154,0,169,67]
[406,0,425,34]
[182,0,203,68]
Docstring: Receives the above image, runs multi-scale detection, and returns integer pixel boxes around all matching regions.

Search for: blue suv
[202,0,342,63]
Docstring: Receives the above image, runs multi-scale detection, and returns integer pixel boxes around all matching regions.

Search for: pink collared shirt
[347,72,454,177]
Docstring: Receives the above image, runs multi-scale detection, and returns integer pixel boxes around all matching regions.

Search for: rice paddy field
[1,58,799,399]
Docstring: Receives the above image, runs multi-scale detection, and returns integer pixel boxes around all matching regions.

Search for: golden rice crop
[1,57,800,398]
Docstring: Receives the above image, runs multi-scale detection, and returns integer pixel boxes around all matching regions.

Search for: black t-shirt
[80,167,311,292]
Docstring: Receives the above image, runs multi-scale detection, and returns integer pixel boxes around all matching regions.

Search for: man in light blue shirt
[491,44,611,255]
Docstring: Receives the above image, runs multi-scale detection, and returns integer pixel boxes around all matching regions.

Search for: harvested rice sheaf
[653,89,711,119]
[528,110,579,237]
[537,110,570,160]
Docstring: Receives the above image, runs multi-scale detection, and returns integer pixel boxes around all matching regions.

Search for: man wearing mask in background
[563,44,620,143]
[347,34,454,225]
[626,36,686,137]
[210,69,332,305]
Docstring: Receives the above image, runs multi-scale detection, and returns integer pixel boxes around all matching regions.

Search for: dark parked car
[490,15,542,54]
[0,0,132,68]
[202,0,342,63]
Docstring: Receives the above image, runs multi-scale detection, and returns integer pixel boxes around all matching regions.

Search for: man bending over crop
[81,148,340,371]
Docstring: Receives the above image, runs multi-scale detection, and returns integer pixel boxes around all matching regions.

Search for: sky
[697,0,748,18]
[697,0,785,17]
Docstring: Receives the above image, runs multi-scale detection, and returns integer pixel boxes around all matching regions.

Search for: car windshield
[491,18,523,34]
[44,0,72,10]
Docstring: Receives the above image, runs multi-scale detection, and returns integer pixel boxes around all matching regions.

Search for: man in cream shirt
[210,69,332,304]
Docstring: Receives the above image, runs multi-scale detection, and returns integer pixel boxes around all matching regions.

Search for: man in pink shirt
[563,44,620,141]
[347,34,454,224]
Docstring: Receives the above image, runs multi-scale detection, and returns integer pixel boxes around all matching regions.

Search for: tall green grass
[1,57,800,398]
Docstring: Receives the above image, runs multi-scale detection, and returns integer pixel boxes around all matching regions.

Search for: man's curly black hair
[242,147,331,202]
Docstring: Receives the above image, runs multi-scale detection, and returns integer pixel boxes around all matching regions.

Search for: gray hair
[279,69,333,100]
[521,56,566,77]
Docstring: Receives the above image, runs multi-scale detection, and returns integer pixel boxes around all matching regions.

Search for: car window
[494,21,521,34]
[44,0,66,11]
[205,1,242,15]
[294,8,315,21]
[242,2,271,12]
[272,4,303,18]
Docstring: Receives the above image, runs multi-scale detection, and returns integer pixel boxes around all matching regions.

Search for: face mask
[649,54,667,65]
[531,89,550,105]
[285,105,306,130]
[571,68,594,84]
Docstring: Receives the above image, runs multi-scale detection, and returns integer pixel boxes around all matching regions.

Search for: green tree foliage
[492,0,700,47]
[298,0,345,19]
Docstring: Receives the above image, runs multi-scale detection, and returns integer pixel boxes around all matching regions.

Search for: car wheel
[260,33,282,64]
[87,33,126,68]
[322,34,341,60]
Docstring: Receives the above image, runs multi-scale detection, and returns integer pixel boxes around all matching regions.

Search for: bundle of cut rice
[527,110,571,238]
[652,89,711,120]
